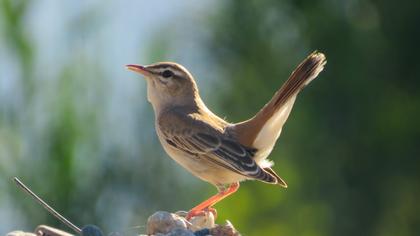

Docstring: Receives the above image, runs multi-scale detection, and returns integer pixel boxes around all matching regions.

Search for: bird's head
[126,62,199,112]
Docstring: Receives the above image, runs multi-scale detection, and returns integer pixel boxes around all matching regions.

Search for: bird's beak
[126,64,152,77]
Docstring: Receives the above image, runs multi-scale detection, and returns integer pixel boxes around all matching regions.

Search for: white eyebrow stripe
[173,71,183,77]
[147,63,187,78]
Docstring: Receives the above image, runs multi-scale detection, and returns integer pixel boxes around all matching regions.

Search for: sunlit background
[1,0,419,235]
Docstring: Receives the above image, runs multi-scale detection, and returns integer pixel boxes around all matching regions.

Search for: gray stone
[147,211,188,235]
[165,228,195,236]
[209,221,240,236]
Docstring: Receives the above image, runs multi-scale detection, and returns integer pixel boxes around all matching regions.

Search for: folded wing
[160,111,283,185]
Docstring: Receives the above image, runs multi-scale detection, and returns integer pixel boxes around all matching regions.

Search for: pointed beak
[126,64,152,77]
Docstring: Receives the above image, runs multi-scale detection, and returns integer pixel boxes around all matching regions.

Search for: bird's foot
[186,207,217,221]
[207,207,217,219]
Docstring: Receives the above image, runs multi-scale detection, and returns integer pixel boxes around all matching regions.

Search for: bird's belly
[159,139,247,185]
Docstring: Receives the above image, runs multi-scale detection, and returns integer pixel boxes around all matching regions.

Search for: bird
[126,51,326,220]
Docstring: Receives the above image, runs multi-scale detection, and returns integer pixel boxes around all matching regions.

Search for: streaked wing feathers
[160,112,277,184]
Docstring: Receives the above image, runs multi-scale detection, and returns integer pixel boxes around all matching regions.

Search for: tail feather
[253,167,279,185]
[232,51,326,188]
[233,51,326,151]
[264,167,288,188]
[251,166,287,188]
[273,52,326,108]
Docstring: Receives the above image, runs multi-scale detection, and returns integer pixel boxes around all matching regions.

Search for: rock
[193,228,211,236]
[209,221,240,236]
[165,228,195,236]
[81,225,104,236]
[8,211,241,236]
[147,211,188,235]
[146,211,241,235]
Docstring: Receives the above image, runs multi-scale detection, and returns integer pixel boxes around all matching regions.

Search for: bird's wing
[159,111,281,185]
[233,52,326,158]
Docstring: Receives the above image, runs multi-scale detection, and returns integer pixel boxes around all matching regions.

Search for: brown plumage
[126,51,326,220]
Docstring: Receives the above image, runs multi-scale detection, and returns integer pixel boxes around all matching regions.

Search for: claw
[206,207,217,219]
[186,207,217,221]
[185,182,239,221]
[186,209,206,220]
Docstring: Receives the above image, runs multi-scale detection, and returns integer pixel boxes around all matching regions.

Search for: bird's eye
[162,70,173,78]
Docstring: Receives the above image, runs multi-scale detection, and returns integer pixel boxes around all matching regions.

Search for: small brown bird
[126,51,326,220]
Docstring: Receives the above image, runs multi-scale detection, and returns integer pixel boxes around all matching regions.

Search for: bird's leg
[186,182,240,220]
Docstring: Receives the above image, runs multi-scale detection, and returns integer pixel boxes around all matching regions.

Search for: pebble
[147,211,188,235]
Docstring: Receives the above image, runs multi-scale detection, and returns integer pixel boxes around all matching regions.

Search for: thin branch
[13,177,82,234]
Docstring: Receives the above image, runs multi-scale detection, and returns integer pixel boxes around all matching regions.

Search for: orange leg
[186,182,240,220]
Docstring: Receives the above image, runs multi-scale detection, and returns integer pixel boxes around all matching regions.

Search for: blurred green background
[1,0,419,235]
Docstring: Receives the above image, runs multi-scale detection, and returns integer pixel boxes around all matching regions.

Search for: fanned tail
[233,51,327,150]
[232,52,326,188]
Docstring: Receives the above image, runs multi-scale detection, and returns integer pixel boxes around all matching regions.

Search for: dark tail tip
[308,51,327,69]
[262,167,288,188]
[298,51,327,82]
[277,177,288,188]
